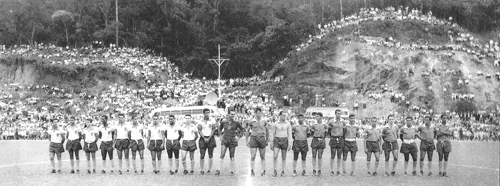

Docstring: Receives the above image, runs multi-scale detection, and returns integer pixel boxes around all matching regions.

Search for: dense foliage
[0,0,498,78]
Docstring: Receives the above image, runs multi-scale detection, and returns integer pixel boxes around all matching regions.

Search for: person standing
[246,108,270,176]
[382,115,399,176]
[197,108,217,175]
[363,117,382,176]
[436,114,454,177]
[216,110,245,176]
[400,117,418,176]
[66,116,83,173]
[49,119,65,173]
[181,115,199,175]
[343,114,359,176]
[147,114,165,174]
[83,119,98,174]
[328,109,345,176]
[417,115,436,176]
[129,116,145,174]
[292,114,310,177]
[269,111,293,177]
[310,113,328,176]
[99,115,115,174]
[165,115,182,175]
[114,113,131,174]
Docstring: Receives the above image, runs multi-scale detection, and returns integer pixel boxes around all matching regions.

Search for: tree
[52,10,74,45]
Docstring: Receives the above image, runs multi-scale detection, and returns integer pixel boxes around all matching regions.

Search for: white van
[150,106,226,117]
[304,107,350,119]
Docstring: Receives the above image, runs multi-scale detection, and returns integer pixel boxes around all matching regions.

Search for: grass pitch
[0,139,498,186]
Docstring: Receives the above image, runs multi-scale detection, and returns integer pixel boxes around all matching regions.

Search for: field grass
[0,139,498,186]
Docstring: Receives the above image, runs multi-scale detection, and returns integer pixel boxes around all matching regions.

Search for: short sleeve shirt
[99,125,114,141]
[84,128,98,143]
[66,125,82,140]
[382,125,399,142]
[219,120,244,139]
[292,124,309,140]
[49,129,65,143]
[182,124,198,140]
[164,124,181,140]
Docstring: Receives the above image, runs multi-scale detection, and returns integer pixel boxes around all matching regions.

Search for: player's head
[203,108,210,118]
[387,114,395,123]
[254,108,263,117]
[349,114,355,123]
[315,112,323,122]
[152,114,159,124]
[440,114,448,125]
[297,114,305,124]
[405,116,413,127]
[228,110,236,120]
[69,116,76,125]
[185,114,192,123]
[371,117,378,128]
[168,115,175,125]
[118,113,125,122]
[100,115,108,125]
[278,111,287,120]
[335,109,342,118]
[424,115,432,126]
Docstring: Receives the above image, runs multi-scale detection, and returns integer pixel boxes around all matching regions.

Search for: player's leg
[342,150,348,175]
[139,150,145,173]
[330,148,337,174]
[438,150,443,176]
[403,152,410,174]
[101,149,107,173]
[229,147,237,174]
[350,151,356,175]
[181,150,188,173]
[317,149,324,175]
[75,150,80,173]
[189,151,195,173]
[250,148,257,175]
[273,146,280,175]
[300,149,307,176]
[419,150,426,175]
[69,150,75,173]
[217,145,228,175]
[117,149,123,173]
[157,150,163,173]
[366,151,372,175]
[258,147,266,175]
[428,149,434,175]
[374,151,380,175]
[86,151,91,173]
[124,148,130,172]
[411,149,418,176]
[312,149,318,174]
[443,152,450,177]
[281,148,287,176]
[391,148,399,175]
[384,150,391,176]
[174,149,180,172]
[336,148,343,175]
[293,149,299,176]
[108,150,114,172]
[207,147,214,173]
[91,152,96,173]
[167,149,174,173]
[49,152,56,173]
[132,150,137,173]
[56,152,62,173]
[150,151,157,173]
[200,146,207,173]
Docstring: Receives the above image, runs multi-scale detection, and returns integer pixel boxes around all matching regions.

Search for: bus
[150,106,226,118]
[304,107,350,119]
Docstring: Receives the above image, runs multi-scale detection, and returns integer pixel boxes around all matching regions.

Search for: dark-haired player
[66,116,83,173]
[436,115,453,177]
[382,115,399,176]
[343,114,359,176]
[147,114,164,174]
[165,115,182,175]
[417,115,436,176]
[197,108,217,174]
[181,114,198,175]
[114,113,130,174]
[292,114,310,177]
[270,111,293,177]
[246,108,270,176]
[99,115,115,174]
[328,109,344,176]
[311,112,328,176]
[216,110,245,176]
[400,117,418,176]
[83,119,98,174]
[363,117,382,176]
[49,120,65,173]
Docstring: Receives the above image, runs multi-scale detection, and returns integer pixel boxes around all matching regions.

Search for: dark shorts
[292,140,309,152]
[311,138,326,149]
[329,137,345,149]
[84,142,98,152]
[400,142,418,154]
[248,136,268,149]
[181,140,197,151]
[199,136,217,149]
[100,141,114,152]
[129,139,145,151]
[221,137,238,148]
[382,141,399,151]
[273,137,289,150]
[420,140,435,152]
[343,140,358,152]
[165,139,180,150]
[148,140,164,151]
[366,141,380,152]
[115,139,130,151]
[436,141,452,153]
[65,140,82,151]
[49,142,64,153]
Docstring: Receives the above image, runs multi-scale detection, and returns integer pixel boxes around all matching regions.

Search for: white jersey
[49,128,65,143]
[198,118,216,136]
[83,127,98,143]
[182,124,198,140]
[148,125,164,140]
[115,123,130,139]
[99,125,115,141]
[164,124,182,140]
[66,125,82,140]
[130,125,144,140]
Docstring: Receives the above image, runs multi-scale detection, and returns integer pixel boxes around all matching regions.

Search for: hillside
[265,19,499,117]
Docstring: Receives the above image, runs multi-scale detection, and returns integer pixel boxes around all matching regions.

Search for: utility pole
[209,44,229,97]
[115,0,119,47]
